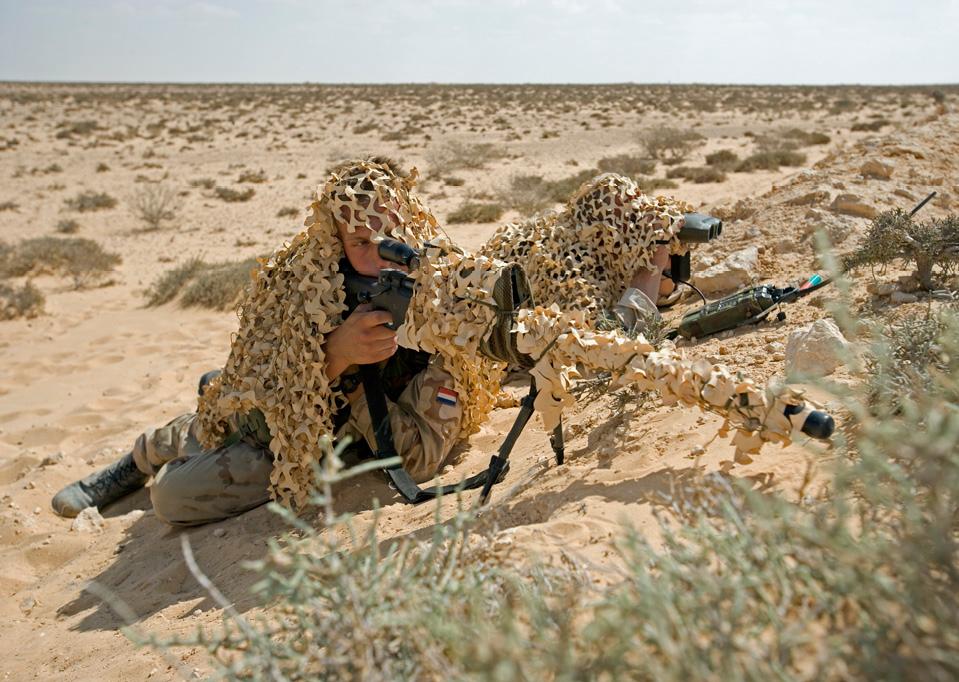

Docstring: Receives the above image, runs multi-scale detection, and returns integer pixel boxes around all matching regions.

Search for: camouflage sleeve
[612,286,661,333]
[342,358,464,482]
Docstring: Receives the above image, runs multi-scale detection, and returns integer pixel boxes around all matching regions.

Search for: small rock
[40,452,64,467]
[860,159,893,179]
[890,291,918,304]
[19,596,38,615]
[867,281,897,296]
[690,446,705,457]
[765,341,785,353]
[830,193,878,219]
[785,319,850,377]
[693,246,759,294]
[772,238,795,254]
[786,190,830,206]
[893,187,916,201]
[71,506,105,533]
[718,345,729,355]
[898,273,920,293]
[212,527,228,538]
[772,352,786,362]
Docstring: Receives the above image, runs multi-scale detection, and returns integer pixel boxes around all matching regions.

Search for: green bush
[448,201,505,224]
[0,236,121,289]
[0,281,44,320]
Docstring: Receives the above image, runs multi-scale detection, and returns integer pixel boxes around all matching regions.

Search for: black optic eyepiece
[377,238,421,270]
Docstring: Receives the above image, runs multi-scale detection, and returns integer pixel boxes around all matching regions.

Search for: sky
[1,0,957,85]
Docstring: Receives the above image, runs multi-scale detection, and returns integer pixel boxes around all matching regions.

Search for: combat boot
[51,452,148,518]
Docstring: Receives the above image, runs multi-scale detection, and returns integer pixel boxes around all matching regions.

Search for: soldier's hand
[324,304,398,378]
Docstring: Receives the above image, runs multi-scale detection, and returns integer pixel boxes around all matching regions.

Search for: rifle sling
[359,364,510,503]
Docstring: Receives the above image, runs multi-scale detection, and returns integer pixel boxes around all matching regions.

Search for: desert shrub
[96,162,110,173]
[781,128,831,146]
[866,305,954,401]
[146,256,260,309]
[144,306,959,679]
[190,178,216,190]
[843,209,959,289]
[595,153,656,177]
[215,186,255,203]
[443,176,465,187]
[428,141,508,174]
[704,149,739,169]
[352,123,377,135]
[500,169,598,215]
[637,126,704,165]
[276,206,299,218]
[447,201,504,224]
[0,200,18,212]
[665,166,726,183]
[851,118,890,132]
[237,169,268,184]
[56,219,80,234]
[735,149,807,172]
[0,281,45,320]
[64,191,118,212]
[132,183,179,230]
[0,236,121,289]
[636,177,678,192]
[55,120,98,139]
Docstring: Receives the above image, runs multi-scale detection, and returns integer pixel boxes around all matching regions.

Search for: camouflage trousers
[131,413,273,527]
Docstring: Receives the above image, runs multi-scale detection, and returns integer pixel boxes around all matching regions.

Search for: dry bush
[443,177,465,187]
[276,206,299,218]
[56,219,80,234]
[132,183,179,230]
[237,169,268,184]
[596,154,656,177]
[64,191,118,212]
[428,141,508,175]
[638,126,704,165]
[0,236,121,289]
[190,178,216,190]
[704,149,740,169]
[851,119,890,132]
[145,304,959,680]
[665,166,726,183]
[500,169,598,215]
[843,209,959,289]
[0,201,18,212]
[146,256,260,309]
[636,177,679,192]
[735,149,807,172]
[352,123,377,135]
[215,186,255,203]
[96,162,110,173]
[0,281,45,320]
[54,120,98,139]
[781,128,831,145]
[448,201,504,224]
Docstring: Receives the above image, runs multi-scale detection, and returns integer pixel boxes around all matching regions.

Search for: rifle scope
[377,238,421,270]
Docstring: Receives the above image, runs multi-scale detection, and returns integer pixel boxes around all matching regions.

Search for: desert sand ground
[0,83,956,679]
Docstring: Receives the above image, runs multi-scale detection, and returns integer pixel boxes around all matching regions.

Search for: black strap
[359,364,507,503]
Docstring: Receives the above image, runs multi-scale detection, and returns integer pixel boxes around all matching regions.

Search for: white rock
[830,193,878,219]
[890,291,918,304]
[71,506,105,533]
[785,319,850,377]
[693,246,759,294]
[860,159,894,179]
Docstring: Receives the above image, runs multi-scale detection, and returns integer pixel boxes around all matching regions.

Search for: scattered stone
[893,188,916,201]
[212,527,228,538]
[785,319,850,377]
[40,452,64,467]
[890,291,918,304]
[867,281,897,296]
[744,225,761,238]
[71,506,105,533]
[860,159,894,179]
[693,246,759,294]
[765,341,785,353]
[898,273,920,293]
[882,144,926,159]
[19,596,38,615]
[786,189,830,206]
[830,193,878,219]
[772,238,795,254]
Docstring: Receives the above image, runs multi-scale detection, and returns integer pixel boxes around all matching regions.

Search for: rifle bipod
[479,377,564,505]
[361,366,563,505]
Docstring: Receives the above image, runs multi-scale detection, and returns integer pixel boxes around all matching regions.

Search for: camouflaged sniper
[197,162,808,510]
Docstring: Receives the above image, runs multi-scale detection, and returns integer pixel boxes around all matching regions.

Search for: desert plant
[237,169,268,184]
[276,206,299,218]
[704,149,739,169]
[190,178,216,190]
[146,256,260,309]
[56,219,80,234]
[0,200,18,212]
[735,149,807,172]
[64,191,118,212]
[638,126,704,165]
[843,209,959,289]
[54,120,98,139]
[0,281,45,320]
[215,186,255,203]
[851,118,890,132]
[596,154,657,177]
[448,201,504,224]
[428,141,508,175]
[665,165,726,183]
[0,236,121,289]
[132,183,179,230]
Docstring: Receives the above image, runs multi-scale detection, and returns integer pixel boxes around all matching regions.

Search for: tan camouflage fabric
[479,173,692,320]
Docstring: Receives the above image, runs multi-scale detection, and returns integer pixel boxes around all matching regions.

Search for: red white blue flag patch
[437,387,458,406]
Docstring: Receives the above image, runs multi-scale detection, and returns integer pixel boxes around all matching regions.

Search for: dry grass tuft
[64,191,118,212]
[132,183,179,230]
[146,256,261,309]
[0,281,45,320]
[448,201,505,224]
[0,237,121,289]
[214,186,255,203]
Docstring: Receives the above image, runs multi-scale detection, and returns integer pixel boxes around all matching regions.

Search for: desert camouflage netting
[196,162,807,508]
[480,173,692,319]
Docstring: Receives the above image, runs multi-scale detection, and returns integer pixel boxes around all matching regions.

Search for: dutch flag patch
[437,387,458,406]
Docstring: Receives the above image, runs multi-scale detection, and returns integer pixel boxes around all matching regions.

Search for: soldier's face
[336,219,407,277]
